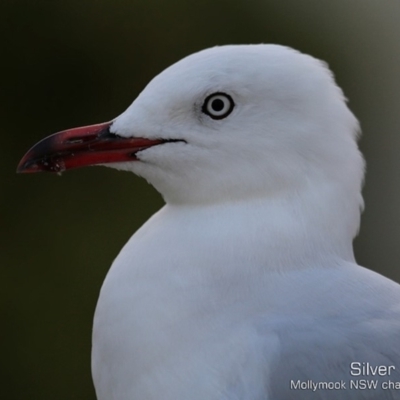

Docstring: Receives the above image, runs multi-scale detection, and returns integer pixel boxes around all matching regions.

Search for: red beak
[17,121,169,173]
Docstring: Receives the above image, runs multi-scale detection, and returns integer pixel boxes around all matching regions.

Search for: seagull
[18,44,400,399]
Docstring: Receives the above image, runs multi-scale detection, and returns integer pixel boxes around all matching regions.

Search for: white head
[20,44,365,252]
[112,44,363,207]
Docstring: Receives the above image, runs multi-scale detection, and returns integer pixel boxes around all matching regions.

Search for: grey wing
[266,310,400,399]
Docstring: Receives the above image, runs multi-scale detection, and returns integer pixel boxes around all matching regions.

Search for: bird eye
[202,93,234,120]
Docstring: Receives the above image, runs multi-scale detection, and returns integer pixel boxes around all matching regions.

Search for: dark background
[2,0,400,398]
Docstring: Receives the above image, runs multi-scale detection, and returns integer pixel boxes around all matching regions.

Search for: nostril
[64,135,97,144]
[65,138,84,144]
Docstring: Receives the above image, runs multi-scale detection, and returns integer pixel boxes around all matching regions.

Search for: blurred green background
[2,0,400,398]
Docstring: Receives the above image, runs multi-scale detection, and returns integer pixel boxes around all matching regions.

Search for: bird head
[18,44,364,210]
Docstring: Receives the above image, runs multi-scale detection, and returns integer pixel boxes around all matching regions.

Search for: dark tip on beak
[17,122,114,174]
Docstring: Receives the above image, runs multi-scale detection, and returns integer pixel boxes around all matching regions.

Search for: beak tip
[16,156,41,174]
[16,159,27,174]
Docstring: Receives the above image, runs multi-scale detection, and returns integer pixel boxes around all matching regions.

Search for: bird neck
[164,180,361,272]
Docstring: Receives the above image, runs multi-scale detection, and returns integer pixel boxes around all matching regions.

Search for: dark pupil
[211,98,225,112]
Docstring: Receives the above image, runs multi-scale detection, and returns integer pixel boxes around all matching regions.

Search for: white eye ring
[202,93,234,120]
